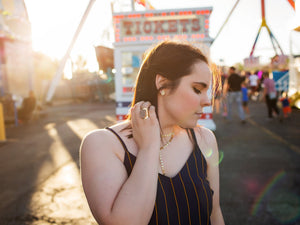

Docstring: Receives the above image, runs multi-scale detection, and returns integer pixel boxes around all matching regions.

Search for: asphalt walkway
[0,99,299,225]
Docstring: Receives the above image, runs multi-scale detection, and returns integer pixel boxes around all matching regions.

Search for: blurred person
[248,71,259,100]
[279,91,291,118]
[220,69,228,117]
[241,82,250,117]
[262,72,280,120]
[17,90,36,122]
[256,70,265,101]
[80,40,225,225]
[213,80,222,114]
[224,66,246,123]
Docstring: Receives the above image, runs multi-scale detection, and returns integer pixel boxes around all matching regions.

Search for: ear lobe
[155,74,167,90]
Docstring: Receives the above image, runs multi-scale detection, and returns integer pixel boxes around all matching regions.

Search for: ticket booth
[113,7,216,130]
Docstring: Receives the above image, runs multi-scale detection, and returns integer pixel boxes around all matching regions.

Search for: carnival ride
[44,0,298,103]
[212,0,295,58]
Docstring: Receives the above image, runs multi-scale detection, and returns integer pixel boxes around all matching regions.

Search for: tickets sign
[113,8,212,43]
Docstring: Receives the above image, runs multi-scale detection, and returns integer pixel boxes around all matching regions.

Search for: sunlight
[24,0,113,72]
[64,59,73,80]
[29,119,101,222]
[42,123,73,170]
[66,119,100,139]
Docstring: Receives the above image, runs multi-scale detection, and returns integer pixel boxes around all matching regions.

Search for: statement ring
[140,107,149,119]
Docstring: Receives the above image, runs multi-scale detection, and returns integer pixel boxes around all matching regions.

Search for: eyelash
[193,87,201,94]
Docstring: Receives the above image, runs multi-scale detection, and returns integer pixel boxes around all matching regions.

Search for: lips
[195,112,203,118]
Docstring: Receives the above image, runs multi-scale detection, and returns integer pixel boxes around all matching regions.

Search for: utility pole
[211,0,240,45]
[131,0,135,11]
[46,0,96,103]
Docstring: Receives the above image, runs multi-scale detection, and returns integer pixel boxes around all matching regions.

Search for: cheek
[178,91,199,109]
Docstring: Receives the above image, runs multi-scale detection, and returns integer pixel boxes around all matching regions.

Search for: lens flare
[204,148,213,158]
[267,189,300,224]
[250,170,286,216]
[216,150,224,165]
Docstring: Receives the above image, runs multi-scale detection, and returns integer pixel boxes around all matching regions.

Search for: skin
[80,61,225,225]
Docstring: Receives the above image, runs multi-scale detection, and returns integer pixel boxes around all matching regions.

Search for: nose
[200,92,211,107]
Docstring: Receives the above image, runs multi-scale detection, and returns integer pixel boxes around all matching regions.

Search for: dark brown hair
[128,40,209,118]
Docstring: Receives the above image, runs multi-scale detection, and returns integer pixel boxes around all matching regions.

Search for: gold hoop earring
[160,90,165,96]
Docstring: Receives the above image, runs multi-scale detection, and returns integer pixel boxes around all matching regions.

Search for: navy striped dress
[106,127,213,225]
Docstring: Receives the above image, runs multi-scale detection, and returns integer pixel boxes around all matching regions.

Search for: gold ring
[140,107,149,119]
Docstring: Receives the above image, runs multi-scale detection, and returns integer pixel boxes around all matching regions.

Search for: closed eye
[193,87,201,94]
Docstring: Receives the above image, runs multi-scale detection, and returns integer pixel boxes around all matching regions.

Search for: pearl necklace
[159,133,174,175]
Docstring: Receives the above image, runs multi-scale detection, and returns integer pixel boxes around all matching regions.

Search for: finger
[139,101,151,120]
[131,101,144,123]
[140,101,151,110]
[148,105,157,121]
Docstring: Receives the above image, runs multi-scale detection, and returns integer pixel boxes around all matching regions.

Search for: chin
[178,120,198,129]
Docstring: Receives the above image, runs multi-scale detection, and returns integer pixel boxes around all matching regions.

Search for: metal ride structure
[213,0,297,101]
[213,0,295,57]
[44,0,297,110]
[45,0,296,102]
[249,0,285,58]
[45,0,96,103]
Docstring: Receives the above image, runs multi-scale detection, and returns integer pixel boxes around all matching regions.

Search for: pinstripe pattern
[158,176,170,225]
[179,173,192,225]
[106,127,213,225]
[186,158,202,223]
[201,151,205,175]
[125,150,133,170]
[170,179,181,225]
[154,204,158,225]
[193,152,211,225]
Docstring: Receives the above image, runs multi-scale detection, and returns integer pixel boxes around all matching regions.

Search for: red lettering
[143,21,152,34]
[179,19,189,33]
[191,18,200,32]
[135,21,141,35]
[123,21,133,35]
[154,21,165,33]
[168,20,177,33]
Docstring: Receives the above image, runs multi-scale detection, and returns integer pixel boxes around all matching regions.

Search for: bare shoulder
[80,122,132,223]
[193,125,217,146]
[80,129,114,155]
[80,121,130,157]
[193,125,219,162]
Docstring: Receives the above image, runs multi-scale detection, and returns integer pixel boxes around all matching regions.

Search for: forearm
[109,148,160,225]
[211,205,225,225]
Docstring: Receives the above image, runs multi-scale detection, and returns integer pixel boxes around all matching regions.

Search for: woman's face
[160,61,212,128]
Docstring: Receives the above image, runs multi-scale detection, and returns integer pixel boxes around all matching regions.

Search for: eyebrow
[193,82,207,88]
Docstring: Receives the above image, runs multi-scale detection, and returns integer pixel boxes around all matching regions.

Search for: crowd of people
[213,66,292,123]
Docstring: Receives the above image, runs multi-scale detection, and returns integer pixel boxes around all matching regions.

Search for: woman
[80,40,225,225]
[262,71,280,120]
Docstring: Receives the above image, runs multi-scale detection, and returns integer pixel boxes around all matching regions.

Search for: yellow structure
[0,103,6,141]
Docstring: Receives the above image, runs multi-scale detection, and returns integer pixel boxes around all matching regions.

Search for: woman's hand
[130,101,160,153]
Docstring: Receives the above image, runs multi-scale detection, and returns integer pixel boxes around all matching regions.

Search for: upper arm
[80,129,128,224]
[194,126,219,169]
[194,127,224,224]
[194,127,220,198]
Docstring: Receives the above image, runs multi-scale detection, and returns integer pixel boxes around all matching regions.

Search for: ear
[155,74,168,91]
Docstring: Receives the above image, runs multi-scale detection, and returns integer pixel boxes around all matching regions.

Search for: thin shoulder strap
[105,127,134,174]
[190,127,208,176]
[189,128,198,148]
[105,127,129,152]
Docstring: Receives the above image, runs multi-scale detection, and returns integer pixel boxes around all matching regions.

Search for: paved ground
[214,101,300,225]
[0,99,299,225]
